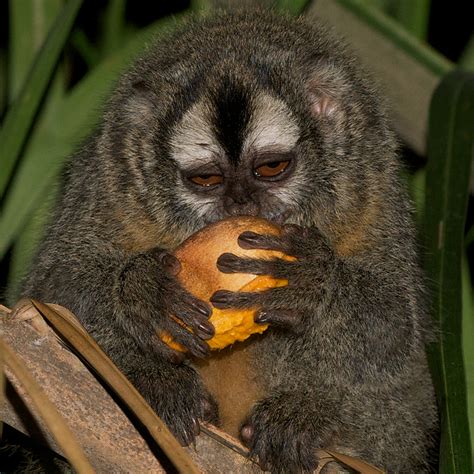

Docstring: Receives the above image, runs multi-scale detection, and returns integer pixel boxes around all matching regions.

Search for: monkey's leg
[240,383,345,473]
[212,226,437,472]
[98,331,219,446]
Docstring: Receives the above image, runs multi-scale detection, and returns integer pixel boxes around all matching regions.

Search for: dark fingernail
[255,311,269,324]
[192,417,200,436]
[238,231,260,248]
[210,290,229,306]
[211,290,230,309]
[180,427,193,446]
[197,321,215,338]
[240,231,259,240]
[192,342,210,359]
[194,301,211,317]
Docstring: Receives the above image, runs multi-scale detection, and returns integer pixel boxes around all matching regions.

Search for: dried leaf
[1,339,94,473]
[31,299,200,474]
[324,449,386,473]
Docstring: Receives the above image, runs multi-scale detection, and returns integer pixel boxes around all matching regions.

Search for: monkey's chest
[193,340,264,437]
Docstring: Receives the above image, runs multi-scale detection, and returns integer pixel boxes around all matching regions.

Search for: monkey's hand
[210,224,334,332]
[240,389,338,473]
[117,248,219,444]
[118,247,215,363]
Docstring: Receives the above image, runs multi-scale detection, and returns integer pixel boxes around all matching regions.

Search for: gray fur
[23,11,438,472]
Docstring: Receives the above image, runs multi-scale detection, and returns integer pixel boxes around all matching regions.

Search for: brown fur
[334,195,380,257]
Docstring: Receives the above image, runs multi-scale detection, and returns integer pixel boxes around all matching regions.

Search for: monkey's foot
[133,364,219,446]
[240,391,334,473]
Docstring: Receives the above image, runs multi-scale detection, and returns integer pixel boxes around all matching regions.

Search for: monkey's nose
[224,196,259,216]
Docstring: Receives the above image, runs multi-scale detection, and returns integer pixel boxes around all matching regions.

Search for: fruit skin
[163,216,294,351]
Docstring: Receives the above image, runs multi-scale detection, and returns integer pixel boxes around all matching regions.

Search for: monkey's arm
[23,234,218,443]
[211,224,421,383]
[210,225,434,471]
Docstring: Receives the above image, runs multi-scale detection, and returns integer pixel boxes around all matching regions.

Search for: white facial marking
[175,179,217,217]
[244,93,300,154]
[170,100,224,170]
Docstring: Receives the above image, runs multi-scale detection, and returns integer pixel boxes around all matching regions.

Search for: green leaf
[6,0,65,302]
[275,0,311,15]
[0,50,7,121]
[189,0,213,13]
[71,28,100,68]
[459,35,474,72]
[101,0,127,56]
[8,0,63,101]
[335,0,451,77]
[424,70,474,473]
[0,0,82,199]
[391,0,431,41]
[0,14,186,260]
[462,254,474,459]
[409,167,426,221]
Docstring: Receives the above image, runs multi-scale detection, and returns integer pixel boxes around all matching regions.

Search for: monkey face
[169,80,307,227]
[106,25,393,245]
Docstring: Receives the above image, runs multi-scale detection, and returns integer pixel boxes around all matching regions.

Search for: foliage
[424,71,474,473]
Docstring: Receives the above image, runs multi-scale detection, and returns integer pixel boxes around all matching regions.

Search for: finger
[173,291,214,337]
[193,319,215,340]
[121,312,169,357]
[240,424,255,447]
[210,285,297,310]
[281,223,306,237]
[149,248,182,275]
[238,231,286,252]
[182,292,212,318]
[216,253,293,278]
[161,253,182,275]
[238,228,309,259]
[255,309,304,332]
[280,224,313,257]
[177,423,196,447]
[161,344,187,364]
[282,224,333,260]
[146,332,187,364]
[167,323,211,359]
[210,289,264,309]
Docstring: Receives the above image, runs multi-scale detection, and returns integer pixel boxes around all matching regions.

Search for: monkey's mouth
[200,205,292,230]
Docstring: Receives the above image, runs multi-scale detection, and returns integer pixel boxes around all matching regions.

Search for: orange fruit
[161,216,294,351]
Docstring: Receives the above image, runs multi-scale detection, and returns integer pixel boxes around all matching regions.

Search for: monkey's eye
[189,174,224,187]
[254,160,290,179]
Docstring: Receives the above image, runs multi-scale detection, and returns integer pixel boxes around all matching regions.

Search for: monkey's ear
[305,65,347,120]
[308,93,338,117]
[122,80,157,125]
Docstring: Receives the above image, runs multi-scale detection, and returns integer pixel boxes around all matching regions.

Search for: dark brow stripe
[212,76,251,166]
